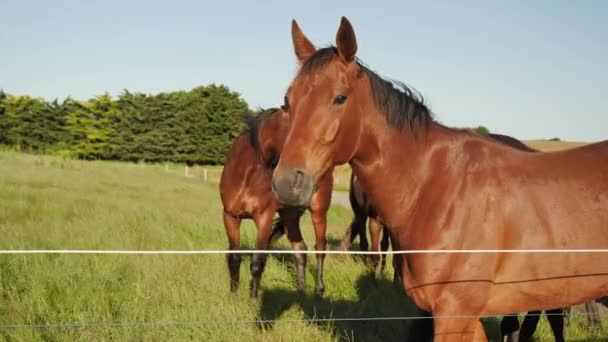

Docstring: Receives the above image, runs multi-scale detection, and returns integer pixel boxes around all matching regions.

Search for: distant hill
[524,140,588,152]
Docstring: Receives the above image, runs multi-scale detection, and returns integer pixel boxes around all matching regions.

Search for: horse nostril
[293,170,304,190]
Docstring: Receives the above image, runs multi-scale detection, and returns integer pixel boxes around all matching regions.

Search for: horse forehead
[291,62,349,92]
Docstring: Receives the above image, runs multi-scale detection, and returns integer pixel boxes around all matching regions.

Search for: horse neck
[348,111,452,226]
[259,114,289,164]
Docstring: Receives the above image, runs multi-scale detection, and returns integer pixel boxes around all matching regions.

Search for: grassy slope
[0,150,606,341]
[0,152,422,341]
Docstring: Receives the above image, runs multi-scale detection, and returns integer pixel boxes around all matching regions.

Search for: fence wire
[0,312,594,330]
[0,248,605,331]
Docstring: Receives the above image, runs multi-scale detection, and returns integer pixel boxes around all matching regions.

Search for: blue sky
[1,0,606,141]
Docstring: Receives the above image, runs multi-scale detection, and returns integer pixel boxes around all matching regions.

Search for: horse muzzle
[271,168,317,208]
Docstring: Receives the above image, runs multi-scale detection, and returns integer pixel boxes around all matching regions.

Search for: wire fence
[1,247,606,331]
[0,312,596,330]
[2,248,608,255]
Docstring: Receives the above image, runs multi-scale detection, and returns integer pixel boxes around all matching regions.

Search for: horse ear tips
[339,16,353,29]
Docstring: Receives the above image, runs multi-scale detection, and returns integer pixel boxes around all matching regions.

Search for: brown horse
[219,108,332,298]
[340,132,567,341]
[270,17,608,341]
[485,134,567,342]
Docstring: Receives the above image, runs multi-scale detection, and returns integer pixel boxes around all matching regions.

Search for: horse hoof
[249,280,259,299]
[230,281,239,293]
[315,285,325,296]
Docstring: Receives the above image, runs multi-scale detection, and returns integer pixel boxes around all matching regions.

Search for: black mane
[297,46,433,136]
[240,107,281,164]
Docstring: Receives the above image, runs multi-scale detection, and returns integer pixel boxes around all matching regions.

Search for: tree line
[0,85,249,165]
[0,84,496,166]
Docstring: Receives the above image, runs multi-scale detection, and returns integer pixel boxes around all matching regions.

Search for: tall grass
[0,151,605,341]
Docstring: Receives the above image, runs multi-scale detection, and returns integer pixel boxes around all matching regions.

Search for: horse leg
[563,306,572,326]
[223,210,241,293]
[585,300,602,330]
[368,216,382,275]
[431,289,488,342]
[546,308,565,342]
[311,208,327,296]
[268,218,285,245]
[472,320,488,342]
[500,314,520,341]
[281,209,308,293]
[389,233,402,285]
[432,312,486,342]
[518,311,541,341]
[358,216,369,252]
[249,210,273,299]
[405,310,434,342]
[379,226,390,274]
[338,221,355,251]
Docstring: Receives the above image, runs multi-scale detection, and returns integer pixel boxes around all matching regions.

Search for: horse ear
[292,19,317,63]
[335,16,357,62]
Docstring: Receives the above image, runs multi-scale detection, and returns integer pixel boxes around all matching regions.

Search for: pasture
[0,148,607,341]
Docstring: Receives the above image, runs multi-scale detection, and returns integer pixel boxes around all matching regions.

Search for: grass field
[1,149,607,341]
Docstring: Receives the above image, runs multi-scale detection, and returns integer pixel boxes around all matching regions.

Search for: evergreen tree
[66,94,119,159]
[0,90,8,145]
[0,84,249,164]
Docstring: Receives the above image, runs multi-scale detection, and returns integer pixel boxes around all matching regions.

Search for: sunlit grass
[0,150,605,341]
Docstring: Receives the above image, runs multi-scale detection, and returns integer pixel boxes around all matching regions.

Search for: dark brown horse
[338,172,393,274]
[220,108,332,298]
[271,17,608,341]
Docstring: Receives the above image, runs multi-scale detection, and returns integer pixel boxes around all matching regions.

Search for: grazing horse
[219,108,332,298]
[270,17,608,341]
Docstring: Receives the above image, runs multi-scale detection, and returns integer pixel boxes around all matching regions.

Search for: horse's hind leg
[311,208,327,295]
[500,314,519,337]
[546,308,565,342]
[249,210,274,299]
[368,216,382,275]
[585,300,602,330]
[339,215,366,252]
[223,210,241,293]
[518,311,541,341]
[379,226,389,274]
[389,233,402,285]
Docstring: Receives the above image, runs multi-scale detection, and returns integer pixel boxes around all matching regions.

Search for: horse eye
[334,95,347,105]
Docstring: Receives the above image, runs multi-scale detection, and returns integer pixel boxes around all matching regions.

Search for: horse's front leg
[310,208,327,296]
[280,208,308,292]
[250,210,274,299]
[223,210,242,293]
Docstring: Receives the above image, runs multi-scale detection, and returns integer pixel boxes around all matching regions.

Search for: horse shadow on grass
[258,273,507,342]
[258,274,413,341]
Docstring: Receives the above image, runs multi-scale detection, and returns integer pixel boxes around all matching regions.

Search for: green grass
[0,151,606,341]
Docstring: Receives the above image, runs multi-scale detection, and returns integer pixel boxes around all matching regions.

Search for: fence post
[185,165,189,177]
[165,164,169,172]
[204,168,208,182]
